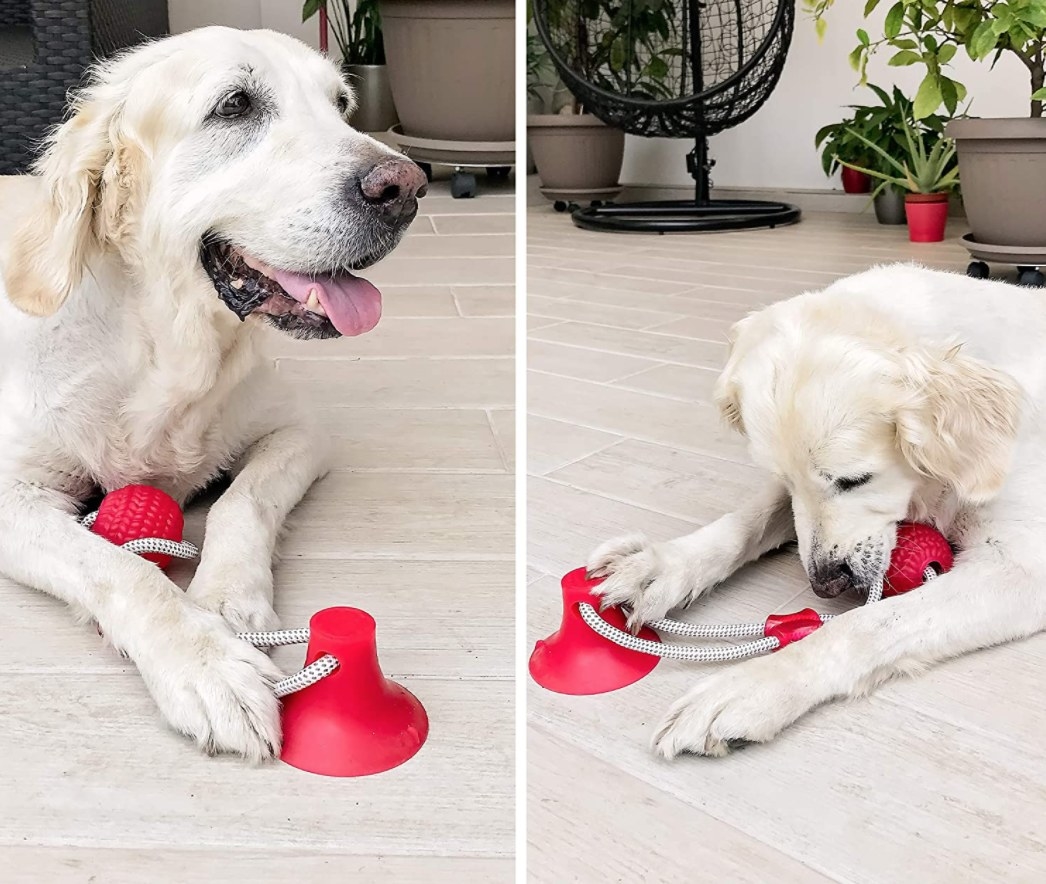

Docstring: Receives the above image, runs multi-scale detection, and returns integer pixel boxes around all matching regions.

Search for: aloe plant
[840,115,960,196]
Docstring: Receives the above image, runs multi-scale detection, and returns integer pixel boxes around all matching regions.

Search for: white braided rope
[578,603,781,661]
[578,565,940,663]
[80,511,200,560]
[81,509,338,696]
[235,628,340,698]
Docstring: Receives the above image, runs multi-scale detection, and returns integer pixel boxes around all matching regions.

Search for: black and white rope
[80,511,200,560]
[578,566,940,663]
[81,511,339,696]
[236,628,340,698]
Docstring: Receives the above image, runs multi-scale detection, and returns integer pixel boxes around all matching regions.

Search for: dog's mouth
[200,238,383,340]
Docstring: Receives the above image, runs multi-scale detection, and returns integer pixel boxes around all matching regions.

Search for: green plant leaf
[884,2,905,38]
[913,73,943,118]
[848,45,863,71]
[863,0,882,16]
[1033,87,1046,100]
[302,0,324,23]
[816,17,828,40]
[937,43,957,65]
[888,49,922,65]
[969,20,999,58]
[857,28,870,45]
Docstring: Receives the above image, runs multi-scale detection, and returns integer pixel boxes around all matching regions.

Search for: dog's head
[2,27,426,339]
[715,297,1021,598]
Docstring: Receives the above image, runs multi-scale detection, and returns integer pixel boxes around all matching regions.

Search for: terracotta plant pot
[841,167,871,194]
[526,114,625,203]
[905,193,949,243]
[379,0,514,142]
[343,64,398,134]
[946,118,1046,248]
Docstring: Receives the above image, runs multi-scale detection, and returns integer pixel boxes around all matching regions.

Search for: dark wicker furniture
[0,0,168,174]
[534,0,800,233]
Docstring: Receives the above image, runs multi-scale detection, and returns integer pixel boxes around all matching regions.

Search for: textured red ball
[883,522,953,596]
[90,485,185,570]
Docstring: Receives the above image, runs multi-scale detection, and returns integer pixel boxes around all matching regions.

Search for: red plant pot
[905,193,949,243]
[841,167,871,194]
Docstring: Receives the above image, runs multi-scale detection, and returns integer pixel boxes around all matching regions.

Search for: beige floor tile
[531,321,728,369]
[528,293,683,330]
[527,416,621,476]
[277,357,513,408]
[367,256,514,287]
[487,408,516,470]
[433,214,516,236]
[610,363,720,403]
[527,339,656,383]
[453,285,516,316]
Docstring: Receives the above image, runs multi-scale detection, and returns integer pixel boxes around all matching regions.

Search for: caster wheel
[966,261,989,279]
[486,166,511,180]
[451,171,476,199]
[567,202,580,213]
[591,200,604,208]
[1019,268,1045,287]
[417,162,433,183]
[553,200,569,213]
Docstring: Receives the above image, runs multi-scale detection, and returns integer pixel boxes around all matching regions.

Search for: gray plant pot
[526,114,624,202]
[380,0,514,142]
[947,117,1046,247]
[873,186,907,225]
[343,64,399,134]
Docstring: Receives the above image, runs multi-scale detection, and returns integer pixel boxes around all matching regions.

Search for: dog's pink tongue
[269,268,382,336]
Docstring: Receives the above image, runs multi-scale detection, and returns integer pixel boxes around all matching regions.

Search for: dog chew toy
[530,521,954,696]
[84,484,428,777]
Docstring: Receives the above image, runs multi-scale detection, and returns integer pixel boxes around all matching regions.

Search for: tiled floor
[526,192,1046,882]
[0,176,515,882]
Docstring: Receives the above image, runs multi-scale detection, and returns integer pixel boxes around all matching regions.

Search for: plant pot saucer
[960,234,1046,267]
[389,125,515,167]
[538,184,623,203]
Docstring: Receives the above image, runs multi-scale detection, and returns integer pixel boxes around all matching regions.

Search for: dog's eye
[336,94,350,115]
[836,473,873,492]
[215,91,253,119]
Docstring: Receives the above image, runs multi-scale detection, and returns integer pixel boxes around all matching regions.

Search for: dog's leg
[587,480,794,629]
[652,542,1046,758]
[0,483,283,760]
[187,422,329,631]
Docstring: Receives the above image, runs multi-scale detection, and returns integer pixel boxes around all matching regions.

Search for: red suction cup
[90,484,184,570]
[884,521,954,596]
[280,607,428,777]
[530,568,660,695]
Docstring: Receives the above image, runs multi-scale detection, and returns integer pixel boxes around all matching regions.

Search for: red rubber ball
[883,522,954,597]
[90,485,185,570]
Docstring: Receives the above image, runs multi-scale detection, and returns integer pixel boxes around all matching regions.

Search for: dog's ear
[713,314,759,435]
[896,343,1022,504]
[3,80,136,317]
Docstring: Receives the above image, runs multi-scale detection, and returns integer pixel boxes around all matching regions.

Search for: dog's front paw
[188,558,279,633]
[137,605,284,761]
[586,534,696,630]
[652,656,809,759]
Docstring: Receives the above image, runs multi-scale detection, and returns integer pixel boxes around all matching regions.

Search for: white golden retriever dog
[589,264,1044,758]
[0,28,427,760]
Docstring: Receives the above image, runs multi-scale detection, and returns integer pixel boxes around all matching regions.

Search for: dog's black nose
[352,159,428,224]
[810,559,854,599]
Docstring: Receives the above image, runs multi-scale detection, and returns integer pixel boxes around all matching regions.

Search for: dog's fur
[589,264,1046,758]
[0,28,420,760]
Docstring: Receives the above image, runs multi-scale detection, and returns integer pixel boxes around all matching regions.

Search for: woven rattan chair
[0,0,168,174]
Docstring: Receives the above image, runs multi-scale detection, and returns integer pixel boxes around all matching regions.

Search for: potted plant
[303,0,398,134]
[808,0,1046,251]
[819,84,956,223]
[377,0,514,143]
[815,113,876,193]
[526,18,625,208]
[840,115,960,242]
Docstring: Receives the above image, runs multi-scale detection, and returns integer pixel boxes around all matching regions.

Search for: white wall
[168,0,325,50]
[621,3,1029,191]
